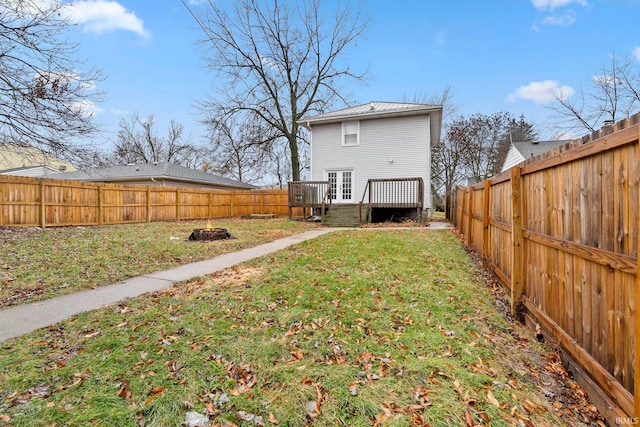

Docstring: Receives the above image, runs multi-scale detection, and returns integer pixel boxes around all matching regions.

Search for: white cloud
[593,74,621,86]
[531,0,588,11]
[634,47,640,61]
[70,100,105,117]
[507,80,575,103]
[110,108,129,116]
[540,11,576,27]
[65,1,149,38]
[531,0,587,29]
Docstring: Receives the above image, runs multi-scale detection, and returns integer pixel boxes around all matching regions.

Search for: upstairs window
[342,121,359,146]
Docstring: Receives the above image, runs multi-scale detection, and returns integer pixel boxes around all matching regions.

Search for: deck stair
[322,204,361,227]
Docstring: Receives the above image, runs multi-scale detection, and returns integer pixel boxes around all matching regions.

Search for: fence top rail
[506,113,639,176]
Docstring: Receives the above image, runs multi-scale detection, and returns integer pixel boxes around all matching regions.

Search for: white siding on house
[500,144,525,172]
[310,114,432,208]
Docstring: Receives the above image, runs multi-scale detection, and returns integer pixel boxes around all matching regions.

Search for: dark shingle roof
[512,140,572,159]
[57,162,256,189]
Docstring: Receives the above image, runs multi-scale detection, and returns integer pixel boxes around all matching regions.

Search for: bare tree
[206,113,275,183]
[550,52,639,134]
[403,85,460,121]
[448,112,521,183]
[432,130,468,217]
[110,114,200,166]
[183,0,369,181]
[0,0,103,159]
[439,111,536,194]
[408,86,462,214]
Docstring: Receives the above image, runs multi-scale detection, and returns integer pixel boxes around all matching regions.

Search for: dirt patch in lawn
[156,265,264,299]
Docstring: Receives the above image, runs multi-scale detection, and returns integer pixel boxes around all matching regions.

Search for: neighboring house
[57,162,256,191]
[501,140,571,172]
[297,101,442,224]
[0,143,76,176]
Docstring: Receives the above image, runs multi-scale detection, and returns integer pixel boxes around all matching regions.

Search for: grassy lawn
[0,218,318,308]
[0,229,601,426]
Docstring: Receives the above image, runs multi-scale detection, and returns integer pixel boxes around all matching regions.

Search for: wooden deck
[288,178,425,224]
[360,177,424,223]
[287,181,331,219]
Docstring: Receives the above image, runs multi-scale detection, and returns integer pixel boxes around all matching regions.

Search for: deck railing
[287,181,331,219]
[359,177,424,222]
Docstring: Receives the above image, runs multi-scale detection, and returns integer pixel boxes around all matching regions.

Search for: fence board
[453,115,640,422]
[0,176,292,227]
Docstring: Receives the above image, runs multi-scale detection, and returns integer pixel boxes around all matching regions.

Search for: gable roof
[299,101,442,126]
[0,165,66,177]
[57,162,256,189]
[0,143,76,173]
[511,140,571,159]
[501,139,573,172]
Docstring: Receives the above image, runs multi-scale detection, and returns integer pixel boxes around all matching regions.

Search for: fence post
[208,192,212,219]
[637,268,640,419]
[0,179,4,226]
[230,193,234,217]
[39,179,46,228]
[466,188,473,245]
[146,187,152,222]
[510,166,524,319]
[482,180,491,260]
[636,139,640,419]
[98,185,104,225]
[176,189,181,220]
[459,187,466,235]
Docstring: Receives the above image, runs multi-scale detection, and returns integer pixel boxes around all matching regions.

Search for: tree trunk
[288,134,300,182]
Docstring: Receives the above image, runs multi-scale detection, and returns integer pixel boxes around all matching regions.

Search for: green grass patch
[0,230,566,426]
[0,218,317,307]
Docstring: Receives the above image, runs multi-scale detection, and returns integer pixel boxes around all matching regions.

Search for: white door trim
[325,169,355,203]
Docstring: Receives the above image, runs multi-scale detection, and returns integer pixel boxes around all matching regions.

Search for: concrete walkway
[0,228,339,343]
[0,223,455,343]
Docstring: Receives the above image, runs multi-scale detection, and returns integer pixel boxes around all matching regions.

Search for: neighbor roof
[0,143,76,173]
[57,162,256,189]
[0,165,65,176]
[512,140,571,159]
[298,101,443,126]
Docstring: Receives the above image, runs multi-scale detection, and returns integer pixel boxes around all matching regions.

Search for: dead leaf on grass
[285,347,304,364]
[83,329,101,338]
[301,377,328,419]
[413,385,431,408]
[464,408,474,426]
[268,412,279,425]
[486,390,500,407]
[117,380,132,399]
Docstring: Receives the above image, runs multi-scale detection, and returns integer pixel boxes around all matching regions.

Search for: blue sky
[63,0,640,147]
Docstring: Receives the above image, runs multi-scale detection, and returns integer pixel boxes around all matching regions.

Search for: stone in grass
[238,411,265,426]
[182,411,209,427]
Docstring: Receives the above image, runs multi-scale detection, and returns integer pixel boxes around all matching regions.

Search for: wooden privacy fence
[453,114,640,423]
[0,175,295,227]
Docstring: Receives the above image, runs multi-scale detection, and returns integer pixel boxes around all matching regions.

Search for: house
[57,162,256,191]
[0,143,76,177]
[296,101,443,225]
[501,139,571,172]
